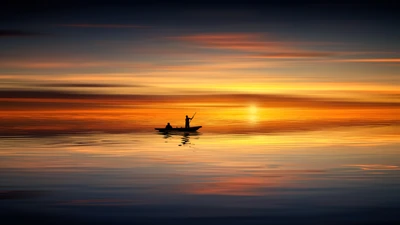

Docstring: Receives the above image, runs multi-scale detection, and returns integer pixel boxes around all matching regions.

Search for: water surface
[1,126,399,224]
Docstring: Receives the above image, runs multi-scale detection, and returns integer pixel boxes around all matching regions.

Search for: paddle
[191,112,197,121]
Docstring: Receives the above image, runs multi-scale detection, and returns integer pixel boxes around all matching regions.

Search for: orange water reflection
[1,126,399,199]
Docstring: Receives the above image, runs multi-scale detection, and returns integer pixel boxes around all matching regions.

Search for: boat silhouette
[155,126,202,132]
[156,113,201,132]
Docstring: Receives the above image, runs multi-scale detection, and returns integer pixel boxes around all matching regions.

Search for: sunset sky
[1,1,399,134]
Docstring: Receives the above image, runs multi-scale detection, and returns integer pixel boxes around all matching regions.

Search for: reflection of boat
[155,126,202,132]
[158,129,201,146]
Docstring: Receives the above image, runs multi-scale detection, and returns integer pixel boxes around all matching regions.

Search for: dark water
[1,126,400,224]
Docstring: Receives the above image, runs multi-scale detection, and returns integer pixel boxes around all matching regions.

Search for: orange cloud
[251,52,335,58]
[1,90,400,109]
[171,33,336,59]
[171,33,290,52]
[337,58,400,63]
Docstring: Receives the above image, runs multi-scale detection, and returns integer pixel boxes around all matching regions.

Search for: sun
[248,104,258,124]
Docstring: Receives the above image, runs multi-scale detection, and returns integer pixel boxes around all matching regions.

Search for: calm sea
[1,126,399,224]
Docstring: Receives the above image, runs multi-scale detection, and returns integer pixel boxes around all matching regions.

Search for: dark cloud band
[0,30,41,37]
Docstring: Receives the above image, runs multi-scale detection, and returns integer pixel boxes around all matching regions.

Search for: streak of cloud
[60,24,149,28]
[36,83,144,88]
[337,58,400,63]
[251,52,336,58]
[171,33,336,59]
[171,33,293,52]
[0,61,152,69]
[346,164,400,170]
[1,90,399,109]
[0,29,42,37]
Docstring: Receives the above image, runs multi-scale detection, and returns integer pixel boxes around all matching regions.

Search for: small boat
[155,126,202,132]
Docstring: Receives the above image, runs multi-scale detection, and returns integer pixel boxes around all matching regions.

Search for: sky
[0,0,399,134]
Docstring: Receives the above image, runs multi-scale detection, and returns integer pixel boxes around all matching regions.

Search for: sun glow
[248,104,259,124]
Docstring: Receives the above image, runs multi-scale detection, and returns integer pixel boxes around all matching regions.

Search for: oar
[191,112,197,120]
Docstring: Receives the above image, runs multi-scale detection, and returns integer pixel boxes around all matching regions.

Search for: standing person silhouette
[185,115,192,129]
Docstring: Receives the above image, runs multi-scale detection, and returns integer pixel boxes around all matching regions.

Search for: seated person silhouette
[165,122,172,129]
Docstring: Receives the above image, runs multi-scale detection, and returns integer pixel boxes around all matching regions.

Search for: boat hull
[155,126,202,132]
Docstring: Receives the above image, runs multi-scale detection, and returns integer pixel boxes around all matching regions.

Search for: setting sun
[248,104,259,124]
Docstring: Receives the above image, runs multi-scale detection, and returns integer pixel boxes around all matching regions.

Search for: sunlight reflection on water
[0,126,400,224]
